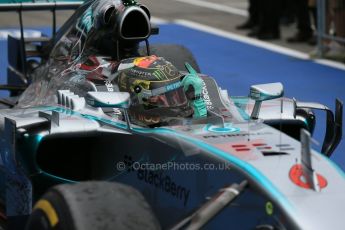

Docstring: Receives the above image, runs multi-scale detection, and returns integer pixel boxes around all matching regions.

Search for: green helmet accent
[181,63,207,118]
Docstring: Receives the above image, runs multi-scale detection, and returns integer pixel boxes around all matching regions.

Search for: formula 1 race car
[0,0,344,230]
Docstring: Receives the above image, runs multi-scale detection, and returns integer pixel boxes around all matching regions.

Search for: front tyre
[25,182,160,230]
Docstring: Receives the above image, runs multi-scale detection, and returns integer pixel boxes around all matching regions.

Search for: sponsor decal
[123,155,190,206]
[201,80,214,110]
[137,168,190,206]
[105,80,114,92]
[203,132,273,139]
[134,56,158,68]
[165,82,182,92]
[204,123,240,133]
[104,79,120,116]
[265,201,274,216]
[231,142,271,152]
[162,63,179,77]
[152,69,166,80]
[215,140,268,160]
[129,68,153,78]
[289,164,327,190]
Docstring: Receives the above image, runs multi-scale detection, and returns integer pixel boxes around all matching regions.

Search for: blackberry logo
[122,155,190,206]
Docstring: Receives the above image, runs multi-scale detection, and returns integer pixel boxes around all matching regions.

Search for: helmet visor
[146,87,187,108]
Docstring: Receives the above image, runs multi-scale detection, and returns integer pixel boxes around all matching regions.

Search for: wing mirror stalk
[86,92,132,130]
[249,82,284,119]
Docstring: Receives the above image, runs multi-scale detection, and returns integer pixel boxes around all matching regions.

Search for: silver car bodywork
[0,0,344,229]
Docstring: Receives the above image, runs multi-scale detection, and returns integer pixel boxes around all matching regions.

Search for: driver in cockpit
[115,55,207,126]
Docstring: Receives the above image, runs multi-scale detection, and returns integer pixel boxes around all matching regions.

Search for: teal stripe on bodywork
[42,172,77,183]
[44,106,295,216]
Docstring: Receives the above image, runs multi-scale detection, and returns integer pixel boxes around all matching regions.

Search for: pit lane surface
[0,0,344,169]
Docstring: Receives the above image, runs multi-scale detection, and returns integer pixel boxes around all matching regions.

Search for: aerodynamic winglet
[296,99,343,157]
[327,99,343,156]
[301,129,320,192]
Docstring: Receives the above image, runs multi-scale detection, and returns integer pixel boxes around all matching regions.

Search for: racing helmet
[117,55,193,125]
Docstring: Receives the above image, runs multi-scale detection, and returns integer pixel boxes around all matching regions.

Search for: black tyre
[25,182,160,230]
[140,44,201,73]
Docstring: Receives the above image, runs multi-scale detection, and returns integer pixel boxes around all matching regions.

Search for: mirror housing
[250,83,284,119]
[250,82,283,101]
[86,92,131,109]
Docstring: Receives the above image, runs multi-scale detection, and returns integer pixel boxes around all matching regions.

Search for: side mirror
[250,82,284,119]
[86,92,131,109]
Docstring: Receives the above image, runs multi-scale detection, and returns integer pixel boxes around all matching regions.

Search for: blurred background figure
[324,0,345,61]
[236,0,282,40]
[280,0,296,25]
[236,0,259,30]
[235,0,344,61]
[309,0,318,36]
[287,0,314,43]
[334,1,345,42]
[310,0,345,62]
[254,0,282,40]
